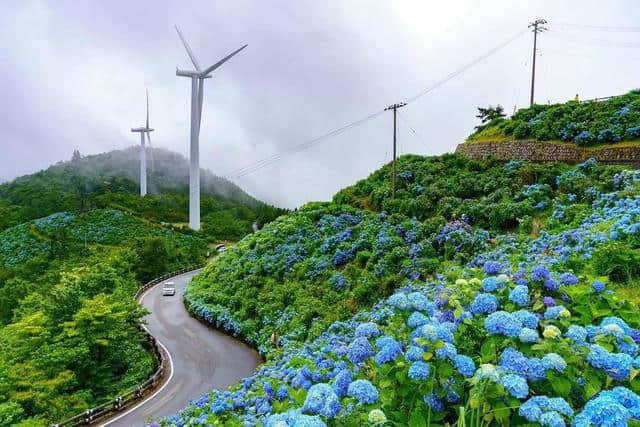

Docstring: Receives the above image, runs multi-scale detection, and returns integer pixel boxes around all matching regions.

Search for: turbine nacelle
[176,68,212,79]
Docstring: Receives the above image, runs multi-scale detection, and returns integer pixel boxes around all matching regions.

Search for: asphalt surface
[102,270,260,427]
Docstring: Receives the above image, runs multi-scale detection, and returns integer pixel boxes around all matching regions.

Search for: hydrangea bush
[163,158,640,426]
[469,89,640,146]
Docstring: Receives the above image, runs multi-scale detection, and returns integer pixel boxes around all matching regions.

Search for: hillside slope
[467,89,640,146]
[170,156,640,426]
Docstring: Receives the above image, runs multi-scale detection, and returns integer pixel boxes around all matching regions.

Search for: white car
[162,281,176,296]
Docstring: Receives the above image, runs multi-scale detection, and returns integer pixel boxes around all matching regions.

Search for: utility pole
[528,18,547,106]
[384,102,407,199]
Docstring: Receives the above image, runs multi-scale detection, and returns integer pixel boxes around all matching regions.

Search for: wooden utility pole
[529,19,547,106]
[385,102,407,198]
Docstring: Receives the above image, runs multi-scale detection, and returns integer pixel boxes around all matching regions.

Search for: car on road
[162,281,176,296]
[215,244,226,252]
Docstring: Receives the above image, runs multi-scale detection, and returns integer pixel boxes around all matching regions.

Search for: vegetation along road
[102,270,260,427]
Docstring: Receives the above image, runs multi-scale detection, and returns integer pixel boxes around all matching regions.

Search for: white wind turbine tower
[131,90,155,196]
[174,25,247,230]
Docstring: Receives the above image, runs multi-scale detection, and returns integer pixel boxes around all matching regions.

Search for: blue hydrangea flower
[559,272,578,286]
[544,305,570,320]
[347,379,378,405]
[331,369,353,397]
[500,374,529,399]
[354,322,380,338]
[405,346,424,362]
[539,411,565,427]
[531,265,551,282]
[435,342,457,360]
[542,353,567,372]
[387,293,410,310]
[483,261,502,275]
[482,276,504,292]
[303,383,342,418]
[453,354,475,377]
[264,409,327,427]
[408,361,431,380]
[513,309,539,329]
[423,392,444,412]
[544,277,560,291]
[347,337,374,364]
[509,285,529,306]
[407,292,436,314]
[374,336,403,365]
[407,311,429,329]
[470,293,499,315]
[519,327,539,343]
[592,280,606,292]
[485,311,522,337]
[565,325,587,344]
[277,385,289,401]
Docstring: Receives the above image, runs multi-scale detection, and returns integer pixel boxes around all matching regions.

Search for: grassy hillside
[0,210,207,425]
[173,155,640,426]
[468,89,640,146]
[0,147,286,241]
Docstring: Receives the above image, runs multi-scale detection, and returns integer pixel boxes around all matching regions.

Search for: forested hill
[5,146,258,206]
[0,147,286,238]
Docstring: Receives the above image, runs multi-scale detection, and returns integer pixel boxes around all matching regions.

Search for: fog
[1,1,640,207]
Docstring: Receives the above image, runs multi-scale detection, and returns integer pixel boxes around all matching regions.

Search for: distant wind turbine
[174,25,247,230]
[131,90,155,196]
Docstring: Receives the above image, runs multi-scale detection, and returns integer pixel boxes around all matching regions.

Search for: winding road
[102,270,260,427]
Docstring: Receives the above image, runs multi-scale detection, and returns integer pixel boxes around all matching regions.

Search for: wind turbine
[174,25,247,230]
[131,90,154,196]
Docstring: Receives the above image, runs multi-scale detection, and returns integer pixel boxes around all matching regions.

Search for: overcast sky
[1,1,640,208]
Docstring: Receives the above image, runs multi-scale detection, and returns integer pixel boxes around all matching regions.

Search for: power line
[402,28,528,105]
[225,110,385,179]
[547,31,640,49]
[224,27,528,180]
[553,23,640,33]
[397,111,430,152]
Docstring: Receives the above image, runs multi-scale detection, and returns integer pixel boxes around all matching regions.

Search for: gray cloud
[1,1,640,207]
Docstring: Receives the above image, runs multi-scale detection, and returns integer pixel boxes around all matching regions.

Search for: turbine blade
[146,89,149,129]
[174,25,201,71]
[202,44,247,76]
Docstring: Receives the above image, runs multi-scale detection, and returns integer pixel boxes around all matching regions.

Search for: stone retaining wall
[455,140,640,167]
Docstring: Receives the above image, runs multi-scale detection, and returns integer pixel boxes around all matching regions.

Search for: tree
[475,105,506,126]
[71,150,82,162]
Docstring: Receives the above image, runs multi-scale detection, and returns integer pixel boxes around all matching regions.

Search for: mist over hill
[0,147,286,235]
[43,147,260,207]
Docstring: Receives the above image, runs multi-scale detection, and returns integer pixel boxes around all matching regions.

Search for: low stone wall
[455,140,640,167]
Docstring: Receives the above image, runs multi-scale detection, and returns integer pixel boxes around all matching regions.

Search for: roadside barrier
[51,264,205,427]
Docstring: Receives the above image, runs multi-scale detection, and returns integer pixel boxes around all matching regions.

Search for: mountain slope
[171,155,640,426]
[0,147,286,238]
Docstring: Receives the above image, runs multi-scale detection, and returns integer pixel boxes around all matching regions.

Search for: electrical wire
[402,29,528,105]
[397,111,430,152]
[225,110,385,179]
[224,28,528,179]
[547,30,640,49]
[553,23,640,33]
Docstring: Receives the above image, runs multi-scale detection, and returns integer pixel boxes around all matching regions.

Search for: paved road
[102,270,260,427]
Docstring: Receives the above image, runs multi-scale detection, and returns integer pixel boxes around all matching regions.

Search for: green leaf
[408,411,426,427]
